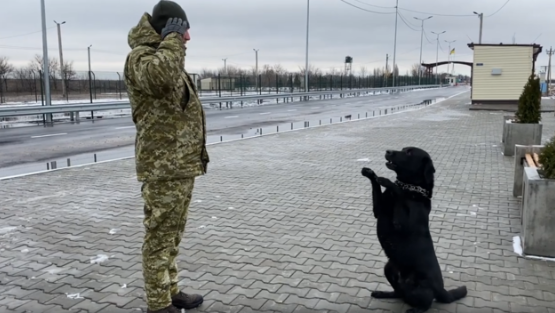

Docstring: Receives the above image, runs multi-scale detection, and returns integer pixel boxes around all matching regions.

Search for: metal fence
[0,70,439,104]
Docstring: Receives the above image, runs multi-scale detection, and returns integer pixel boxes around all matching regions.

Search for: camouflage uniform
[123,12,209,311]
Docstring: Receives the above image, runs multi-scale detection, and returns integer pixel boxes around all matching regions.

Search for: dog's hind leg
[434,286,468,303]
[371,260,403,299]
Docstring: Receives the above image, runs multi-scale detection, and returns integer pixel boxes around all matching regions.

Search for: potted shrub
[502,73,543,156]
[521,135,555,257]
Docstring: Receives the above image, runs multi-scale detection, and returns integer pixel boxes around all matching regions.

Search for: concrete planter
[501,115,514,143]
[522,166,555,257]
[513,145,545,197]
[502,118,542,156]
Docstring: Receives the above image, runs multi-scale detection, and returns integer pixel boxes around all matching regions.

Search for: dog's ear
[423,158,435,186]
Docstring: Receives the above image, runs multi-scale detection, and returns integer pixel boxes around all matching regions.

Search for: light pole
[253,49,259,89]
[473,12,483,43]
[304,0,310,93]
[431,30,446,85]
[445,39,456,76]
[40,0,52,123]
[54,20,66,98]
[414,16,433,85]
[391,0,399,88]
[87,45,93,103]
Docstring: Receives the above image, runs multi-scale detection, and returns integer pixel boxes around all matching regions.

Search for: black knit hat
[150,0,190,34]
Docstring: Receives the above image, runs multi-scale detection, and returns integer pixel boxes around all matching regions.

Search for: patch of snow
[193,200,202,203]
[109,228,119,235]
[512,236,523,256]
[211,216,217,219]
[0,226,18,234]
[198,225,206,228]
[228,207,235,210]
[90,254,109,264]
[121,284,127,289]
[21,249,29,253]
[357,158,371,162]
[66,293,84,299]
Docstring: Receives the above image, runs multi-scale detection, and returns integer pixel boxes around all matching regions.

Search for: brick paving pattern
[1,91,555,313]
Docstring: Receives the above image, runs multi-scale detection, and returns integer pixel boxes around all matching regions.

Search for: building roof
[467,43,543,55]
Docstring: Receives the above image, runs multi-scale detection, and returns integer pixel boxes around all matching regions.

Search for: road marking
[260,112,272,115]
[31,133,67,139]
[115,126,135,129]
[287,109,297,112]
[225,116,239,119]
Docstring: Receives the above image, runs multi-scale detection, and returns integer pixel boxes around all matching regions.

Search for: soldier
[123,1,209,312]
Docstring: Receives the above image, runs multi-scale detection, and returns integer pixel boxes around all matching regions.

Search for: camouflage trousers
[141,178,195,311]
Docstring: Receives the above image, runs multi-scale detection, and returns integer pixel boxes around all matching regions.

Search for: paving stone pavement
[2,91,555,313]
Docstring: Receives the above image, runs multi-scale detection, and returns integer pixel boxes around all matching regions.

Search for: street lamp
[445,39,456,75]
[431,30,446,85]
[40,0,52,123]
[54,20,66,97]
[304,0,310,93]
[473,11,483,44]
[414,16,433,85]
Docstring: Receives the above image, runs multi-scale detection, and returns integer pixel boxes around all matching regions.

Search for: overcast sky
[0,0,550,77]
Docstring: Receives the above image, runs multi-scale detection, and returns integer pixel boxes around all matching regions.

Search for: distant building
[200,77,236,91]
[467,43,543,105]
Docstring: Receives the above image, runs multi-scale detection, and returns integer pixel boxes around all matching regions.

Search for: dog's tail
[435,286,467,304]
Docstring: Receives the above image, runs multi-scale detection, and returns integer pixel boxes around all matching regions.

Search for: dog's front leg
[375,177,408,230]
[361,167,383,218]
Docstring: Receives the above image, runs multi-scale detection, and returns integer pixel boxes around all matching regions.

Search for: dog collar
[395,180,431,198]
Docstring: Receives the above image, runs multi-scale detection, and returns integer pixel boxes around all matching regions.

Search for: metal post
[473,12,483,44]
[414,16,432,85]
[88,45,92,104]
[40,0,52,123]
[253,49,258,89]
[222,58,227,74]
[431,31,446,85]
[304,0,310,93]
[391,0,399,88]
[54,21,66,98]
[445,40,456,76]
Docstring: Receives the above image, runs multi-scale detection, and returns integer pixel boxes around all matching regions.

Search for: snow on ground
[0,87,442,126]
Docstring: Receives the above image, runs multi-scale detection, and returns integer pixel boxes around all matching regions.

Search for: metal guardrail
[0,85,441,118]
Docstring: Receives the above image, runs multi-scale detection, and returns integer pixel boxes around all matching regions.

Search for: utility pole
[304,0,310,93]
[222,58,227,74]
[253,49,259,89]
[431,30,446,85]
[473,12,483,43]
[40,0,52,123]
[88,45,92,103]
[54,20,67,98]
[445,39,456,75]
[414,16,433,85]
[384,54,389,87]
[547,47,554,96]
[391,0,399,88]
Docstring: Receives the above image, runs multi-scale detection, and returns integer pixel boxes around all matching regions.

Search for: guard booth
[447,76,457,86]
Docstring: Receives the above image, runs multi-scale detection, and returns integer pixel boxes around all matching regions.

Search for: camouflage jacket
[123,13,209,182]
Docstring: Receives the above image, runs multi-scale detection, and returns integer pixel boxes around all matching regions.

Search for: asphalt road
[0,86,468,169]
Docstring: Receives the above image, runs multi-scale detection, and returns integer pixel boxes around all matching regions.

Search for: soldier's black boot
[172,291,204,309]
[146,304,181,313]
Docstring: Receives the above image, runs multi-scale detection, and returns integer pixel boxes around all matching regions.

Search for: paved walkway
[2,91,555,313]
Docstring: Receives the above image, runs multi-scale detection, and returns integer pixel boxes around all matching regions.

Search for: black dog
[361,147,467,313]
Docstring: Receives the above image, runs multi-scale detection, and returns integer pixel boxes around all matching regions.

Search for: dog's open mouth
[386,160,396,170]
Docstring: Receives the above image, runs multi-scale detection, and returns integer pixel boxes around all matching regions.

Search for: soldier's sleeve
[127,33,185,97]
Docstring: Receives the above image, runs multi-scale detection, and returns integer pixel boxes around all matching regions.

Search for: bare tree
[298,63,321,76]
[62,60,77,80]
[0,56,14,78]
[29,54,60,76]
[359,66,368,77]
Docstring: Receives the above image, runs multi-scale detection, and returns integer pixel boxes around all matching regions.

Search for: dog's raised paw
[376,176,393,187]
[361,167,377,179]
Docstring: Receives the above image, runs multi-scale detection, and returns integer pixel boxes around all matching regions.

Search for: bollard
[46,163,50,170]
[50,161,57,169]
[241,134,244,138]
[340,117,342,122]
[291,122,293,130]
[94,154,97,162]
[358,113,360,119]
[366,112,368,118]
[277,125,279,132]
[260,128,263,135]
[330,118,332,124]
[373,111,375,116]
[307,121,310,127]
[67,158,71,167]
[220,136,223,142]
[319,120,321,125]
[379,110,381,115]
